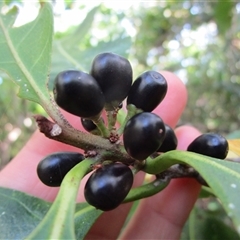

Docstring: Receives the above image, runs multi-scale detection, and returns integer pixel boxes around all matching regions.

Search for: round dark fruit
[80,117,104,135]
[37,152,85,187]
[127,71,167,112]
[81,118,97,132]
[187,133,229,159]
[123,112,166,160]
[90,52,133,110]
[157,124,178,152]
[84,163,133,211]
[54,70,105,118]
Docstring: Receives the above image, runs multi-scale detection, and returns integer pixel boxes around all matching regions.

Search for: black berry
[127,71,167,112]
[81,118,97,132]
[123,112,166,160]
[37,152,85,187]
[90,52,132,110]
[187,133,229,159]
[54,70,105,118]
[84,163,133,211]
[157,124,178,152]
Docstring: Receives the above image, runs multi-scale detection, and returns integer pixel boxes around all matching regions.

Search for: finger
[85,71,188,239]
[0,109,88,198]
[120,125,201,240]
[153,71,187,127]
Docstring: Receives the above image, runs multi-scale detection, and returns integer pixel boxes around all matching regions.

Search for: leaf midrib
[0,14,49,106]
[0,191,49,221]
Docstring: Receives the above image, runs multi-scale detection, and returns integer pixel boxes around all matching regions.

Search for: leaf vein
[0,192,45,220]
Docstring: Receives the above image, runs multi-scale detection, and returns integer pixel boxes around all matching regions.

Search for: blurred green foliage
[0,1,239,168]
[181,197,240,239]
[129,1,240,134]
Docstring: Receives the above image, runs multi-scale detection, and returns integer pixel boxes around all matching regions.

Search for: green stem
[143,150,191,175]
[143,150,219,175]
[117,104,142,135]
[92,116,110,138]
[123,177,170,203]
[26,159,94,240]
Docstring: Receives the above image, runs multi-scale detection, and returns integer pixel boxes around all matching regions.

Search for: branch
[33,114,135,164]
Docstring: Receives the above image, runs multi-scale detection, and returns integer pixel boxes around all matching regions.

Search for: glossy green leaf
[26,159,94,240]
[144,150,240,234]
[0,3,53,105]
[74,202,102,239]
[0,161,102,240]
[0,187,51,239]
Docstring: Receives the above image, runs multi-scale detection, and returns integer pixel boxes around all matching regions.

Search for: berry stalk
[117,104,142,135]
[26,158,95,239]
[123,177,170,203]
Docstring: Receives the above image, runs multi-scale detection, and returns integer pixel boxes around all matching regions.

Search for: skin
[0,71,201,239]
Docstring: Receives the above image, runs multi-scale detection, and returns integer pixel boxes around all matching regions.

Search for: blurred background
[0,0,240,169]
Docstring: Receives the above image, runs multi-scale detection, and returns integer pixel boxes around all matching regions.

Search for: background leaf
[49,6,132,90]
[74,202,102,239]
[0,187,51,239]
[213,0,233,35]
[0,3,53,105]
[181,199,240,240]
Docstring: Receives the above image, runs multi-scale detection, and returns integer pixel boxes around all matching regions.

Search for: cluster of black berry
[37,52,229,211]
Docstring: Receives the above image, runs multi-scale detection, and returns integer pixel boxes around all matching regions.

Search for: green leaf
[0,187,51,239]
[50,6,98,81]
[198,186,215,198]
[144,150,240,234]
[0,161,102,240]
[0,3,53,105]
[26,159,96,240]
[61,6,99,47]
[74,202,102,239]
[181,200,240,240]
[214,0,234,35]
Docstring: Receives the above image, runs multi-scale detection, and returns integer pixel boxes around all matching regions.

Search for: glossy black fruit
[157,124,178,152]
[81,118,97,132]
[54,70,105,118]
[84,163,133,211]
[187,133,229,159]
[127,71,167,112]
[37,152,85,187]
[123,112,166,160]
[90,52,133,110]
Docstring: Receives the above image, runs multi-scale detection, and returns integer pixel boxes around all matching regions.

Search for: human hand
[0,71,201,239]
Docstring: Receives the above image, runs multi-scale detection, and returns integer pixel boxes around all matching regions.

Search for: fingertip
[175,125,202,150]
[153,71,188,128]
